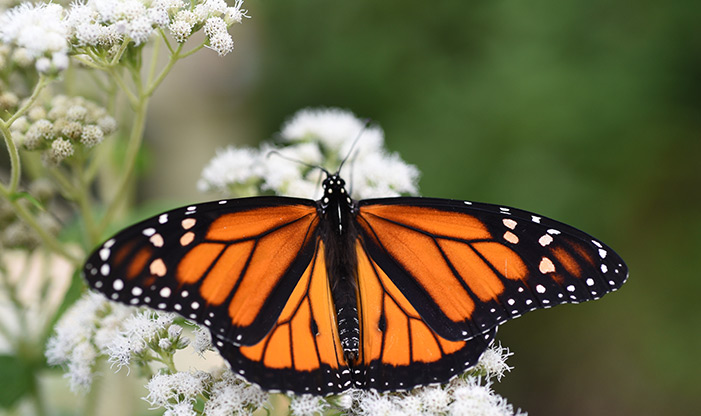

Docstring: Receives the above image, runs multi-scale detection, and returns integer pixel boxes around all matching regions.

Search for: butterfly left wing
[84,197,320,346]
[356,197,628,342]
[214,239,352,394]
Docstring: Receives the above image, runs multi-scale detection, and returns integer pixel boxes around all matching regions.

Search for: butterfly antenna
[266,149,330,177]
[337,118,371,174]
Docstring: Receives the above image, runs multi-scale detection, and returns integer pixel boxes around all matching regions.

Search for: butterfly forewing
[356,197,628,341]
[84,197,319,346]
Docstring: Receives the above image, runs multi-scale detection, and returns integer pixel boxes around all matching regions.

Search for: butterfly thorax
[317,174,361,364]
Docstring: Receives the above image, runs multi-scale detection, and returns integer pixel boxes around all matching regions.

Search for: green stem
[1,76,49,193]
[0,187,81,265]
[96,99,148,234]
[144,43,185,97]
[27,371,47,416]
[107,67,139,108]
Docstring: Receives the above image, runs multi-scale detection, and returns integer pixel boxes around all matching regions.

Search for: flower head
[0,3,69,72]
[198,107,420,200]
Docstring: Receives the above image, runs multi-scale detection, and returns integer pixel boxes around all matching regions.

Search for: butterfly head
[319,173,355,219]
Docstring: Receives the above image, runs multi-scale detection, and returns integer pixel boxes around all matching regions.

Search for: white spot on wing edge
[502,218,517,229]
[104,238,116,248]
[503,231,519,244]
[142,227,156,237]
[158,214,168,224]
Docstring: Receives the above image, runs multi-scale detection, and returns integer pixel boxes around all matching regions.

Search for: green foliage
[0,354,33,409]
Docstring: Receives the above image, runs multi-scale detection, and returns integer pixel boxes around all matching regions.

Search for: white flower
[169,20,191,43]
[351,150,420,199]
[144,371,208,408]
[164,401,197,416]
[199,107,420,200]
[418,386,450,414]
[206,31,234,56]
[192,327,212,355]
[128,16,154,45]
[65,342,97,392]
[448,378,525,416]
[204,16,227,38]
[203,372,268,416]
[357,391,401,416]
[224,0,249,24]
[280,107,384,158]
[0,3,69,59]
[476,343,513,382]
[197,146,265,194]
[289,394,328,416]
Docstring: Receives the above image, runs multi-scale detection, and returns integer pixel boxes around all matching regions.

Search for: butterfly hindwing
[356,239,497,391]
[214,239,352,395]
[84,197,319,346]
[356,197,628,341]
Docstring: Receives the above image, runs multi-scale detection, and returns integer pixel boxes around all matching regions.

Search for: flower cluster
[11,95,117,165]
[46,293,189,392]
[346,376,526,416]
[0,2,69,73]
[146,369,268,415]
[198,107,421,199]
[0,0,249,72]
[169,0,248,55]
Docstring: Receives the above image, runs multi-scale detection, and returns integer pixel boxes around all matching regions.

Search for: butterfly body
[84,171,627,395]
[317,174,361,363]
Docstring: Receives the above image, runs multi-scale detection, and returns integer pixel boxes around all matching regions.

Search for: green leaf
[0,355,33,408]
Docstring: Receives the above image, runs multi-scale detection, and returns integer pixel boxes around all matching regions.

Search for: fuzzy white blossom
[145,371,209,410]
[289,394,329,416]
[448,378,526,416]
[192,327,212,355]
[0,3,69,72]
[198,108,420,200]
[475,343,513,381]
[203,372,268,416]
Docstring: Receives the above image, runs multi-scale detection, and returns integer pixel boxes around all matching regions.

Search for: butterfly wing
[356,197,628,342]
[355,239,497,391]
[84,197,320,346]
[215,239,352,394]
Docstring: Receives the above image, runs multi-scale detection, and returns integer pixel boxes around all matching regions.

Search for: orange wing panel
[240,242,346,371]
[228,214,318,327]
[357,212,476,323]
[206,205,316,241]
[356,241,467,367]
[360,205,492,241]
[200,241,255,305]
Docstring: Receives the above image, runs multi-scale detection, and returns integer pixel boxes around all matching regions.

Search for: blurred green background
[143,0,701,414]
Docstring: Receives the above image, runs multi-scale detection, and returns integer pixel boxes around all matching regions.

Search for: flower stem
[97,99,148,235]
[0,187,81,265]
[0,75,49,194]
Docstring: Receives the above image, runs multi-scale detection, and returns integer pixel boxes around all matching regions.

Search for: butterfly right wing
[354,239,496,391]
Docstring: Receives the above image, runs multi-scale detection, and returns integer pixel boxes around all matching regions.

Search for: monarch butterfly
[84,171,627,395]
